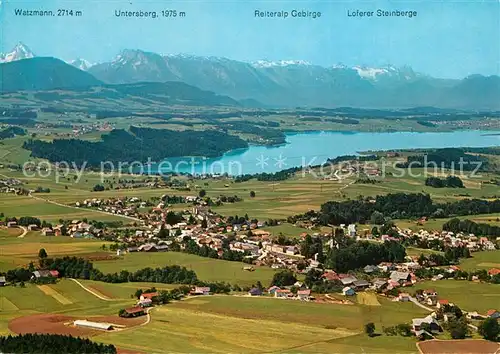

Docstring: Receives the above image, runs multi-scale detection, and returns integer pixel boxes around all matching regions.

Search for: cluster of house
[321,267,417,297]
[410,289,500,338]
[0,177,23,193]
[22,220,105,238]
[247,284,312,301]
[398,229,498,252]
[75,197,147,219]
[0,270,60,286]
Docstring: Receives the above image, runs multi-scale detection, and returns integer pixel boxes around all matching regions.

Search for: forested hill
[0,57,102,91]
[23,126,248,167]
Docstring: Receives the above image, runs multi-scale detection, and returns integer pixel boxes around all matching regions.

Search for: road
[409,296,434,312]
[17,225,28,238]
[69,278,114,301]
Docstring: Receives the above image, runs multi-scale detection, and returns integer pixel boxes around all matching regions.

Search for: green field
[413,280,500,314]
[97,294,423,353]
[459,250,500,271]
[94,252,277,287]
[0,231,113,271]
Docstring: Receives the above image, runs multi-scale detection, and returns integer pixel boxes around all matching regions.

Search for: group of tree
[5,216,52,228]
[270,270,297,287]
[0,126,26,140]
[443,218,500,239]
[425,176,465,188]
[478,317,500,341]
[382,323,413,337]
[415,247,470,268]
[3,256,199,285]
[303,268,344,294]
[325,240,406,273]
[0,334,116,353]
[293,193,500,227]
[300,235,324,262]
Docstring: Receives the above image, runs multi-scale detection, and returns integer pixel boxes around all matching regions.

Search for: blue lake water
[150,130,500,176]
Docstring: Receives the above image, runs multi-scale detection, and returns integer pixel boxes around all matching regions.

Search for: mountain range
[1,43,499,110]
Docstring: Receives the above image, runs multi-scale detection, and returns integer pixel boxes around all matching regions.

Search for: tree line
[443,218,500,239]
[0,334,116,353]
[425,176,464,188]
[23,126,248,167]
[325,240,406,273]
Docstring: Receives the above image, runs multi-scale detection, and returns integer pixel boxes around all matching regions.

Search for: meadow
[94,252,277,287]
[458,250,500,271]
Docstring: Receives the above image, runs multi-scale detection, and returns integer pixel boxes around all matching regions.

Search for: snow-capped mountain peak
[353,66,390,79]
[251,59,311,68]
[0,42,35,63]
[68,58,94,71]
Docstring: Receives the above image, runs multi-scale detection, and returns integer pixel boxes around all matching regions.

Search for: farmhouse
[436,299,450,309]
[73,320,114,330]
[297,289,311,301]
[123,307,146,317]
[486,309,500,319]
[275,289,291,298]
[32,270,53,279]
[397,293,411,302]
[140,292,159,301]
[390,271,411,284]
[412,315,441,333]
[342,287,355,296]
[138,298,153,307]
[191,286,210,296]
[248,288,263,296]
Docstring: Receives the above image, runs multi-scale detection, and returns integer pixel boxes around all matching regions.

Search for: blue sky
[1,0,499,78]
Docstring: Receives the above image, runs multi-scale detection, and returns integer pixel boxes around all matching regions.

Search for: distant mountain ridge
[87,48,499,109]
[1,43,499,110]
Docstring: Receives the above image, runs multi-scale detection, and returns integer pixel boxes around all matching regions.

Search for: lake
[149,130,500,176]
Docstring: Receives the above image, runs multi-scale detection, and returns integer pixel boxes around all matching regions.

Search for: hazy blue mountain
[88,49,500,110]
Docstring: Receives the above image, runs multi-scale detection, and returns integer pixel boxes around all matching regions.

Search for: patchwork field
[97,294,424,353]
[3,155,499,223]
[413,280,500,314]
[93,252,277,287]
